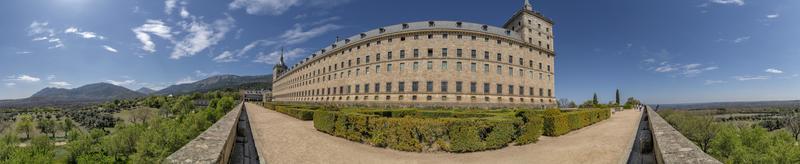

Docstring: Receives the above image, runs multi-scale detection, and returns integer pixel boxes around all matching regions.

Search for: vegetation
[0,91,240,163]
[660,110,800,163]
[264,103,612,153]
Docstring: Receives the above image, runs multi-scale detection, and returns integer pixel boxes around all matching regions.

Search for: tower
[272,48,288,82]
[503,0,554,51]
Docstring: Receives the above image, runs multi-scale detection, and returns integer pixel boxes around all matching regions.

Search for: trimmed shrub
[543,109,610,136]
[515,111,544,145]
[313,110,336,133]
[275,107,315,120]
[543,114,570,136]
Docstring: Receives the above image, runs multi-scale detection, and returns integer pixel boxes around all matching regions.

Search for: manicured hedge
[313,110,336,133]
[542,109,610,136]
[515,111,544,145]
[275,106,315,120]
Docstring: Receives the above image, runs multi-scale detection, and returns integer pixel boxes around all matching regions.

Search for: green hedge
[275,106,315,120]
[543,109,610,136]
[313,110,337,133]
[515,111,544,145]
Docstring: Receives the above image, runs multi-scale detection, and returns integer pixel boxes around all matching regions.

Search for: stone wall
[165,103,244,164]
[646,108,720,164]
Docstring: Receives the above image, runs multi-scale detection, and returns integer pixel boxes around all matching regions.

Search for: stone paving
[246,103,642,164]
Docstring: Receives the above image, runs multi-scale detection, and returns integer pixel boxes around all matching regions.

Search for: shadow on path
[230,105,260,164]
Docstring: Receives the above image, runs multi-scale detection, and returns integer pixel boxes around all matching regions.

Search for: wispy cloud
[64,27,104,39]
[170,15,236,59]
[767,14,780,19]
[132,20,173,53]
[704,80,727,85]
[28,21,64,49]
[734,75,769,81]
[214,39,277,63]
[194,70,220,77]
[5,83,15,87]
[165,0,178,14]
[16,51,32,55]
[717,36,750,44]
[229,0,352,15]
[709,0,744,6]
[7,75,41,82]
[106,79,136,86]
[175,76,196,85]
[48,81,71,87]
[281,24,342,45]
[765,68,783,74]
[103,45,118,53]
[253,48,306,64]
[649,61,718,77]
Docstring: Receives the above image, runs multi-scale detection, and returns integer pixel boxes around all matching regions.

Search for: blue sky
[1,0,798,104]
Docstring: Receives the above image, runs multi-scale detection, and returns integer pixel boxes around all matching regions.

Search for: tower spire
[523,0,533,11]
[279,47,285,66]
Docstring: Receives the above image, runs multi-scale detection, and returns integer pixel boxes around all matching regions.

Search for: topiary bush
[313,110,336,133]
[515,111,544,145]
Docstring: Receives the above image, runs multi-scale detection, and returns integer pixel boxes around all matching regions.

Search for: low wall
[165,103,244,164]
[646,108,720,164]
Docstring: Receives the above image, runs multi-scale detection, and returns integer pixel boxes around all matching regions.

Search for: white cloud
[655,65,676,73]
[180,7,190,18]
[651,62,717,77]
[46,75,56,80]
[704,80,726,85]
[213,51,237,63]
[9,75,41,82]
[765,68,783,74]
[732,36,750,43]
[643,58,656,63]
[710,0,744,6]
[175,76,196,85]
[103,45,118,53]
[48,81,71,87]
[170,15,236,59]
[165,0,178,14]
[106,79,136,86]
[281,24,342,45]
[132,20,173,53]
[734,75,769,81]
[28,21,54,36]
[194,70,220,77]
[229,0,352,15]
[5,83,16,87]
[214,39,276,63]
[767,14,780,19]
[253,48,306,64]
[16,51,32,55]
[64,27,104,39]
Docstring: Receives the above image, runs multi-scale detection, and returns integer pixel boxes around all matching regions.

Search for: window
[387,64,392,72]
[483,83,490,93]
[547,65,551,72]
[387,51,393,60]
[441,81,448,92]
[413,62,419,71]
[428,34,433,39]
[519,58,523,65]
[427,61,433,70]
[509,85,514,95]
[442,34,448,39]
[456,81,463,93]
[470,82,477,93]
[427,48,433,57]
[426,81,433,92]
[519,86,524,95]
[471,49,477,58]
[497,84,503,94]
[400,50,405,59]
[366,66,370,74]
[509,55,513,63]
[413,49,419,58]
[412,81,419,92]
[471,36,477,40]
[529,87,534,96]
[355,84,360,93]
[483,64,489,73]
[496,65,502,74]
[484,51,490,59]
[364,83,370,93]
[456,62,462,72]
[539,88,544,96]
[386,83,392,92]
[441,61,448,70]
[357,58,361,65]
[496,53,502,61]
[376,53,381,61]
[539,63,543,69]
[399,63,405,71]
[356,68,360,76]
[442,48,448,57]
[457,49,462,58]
[399,82,406,92]
[509,67,513,76]
[470,63,476,72]
[548,89,552,97]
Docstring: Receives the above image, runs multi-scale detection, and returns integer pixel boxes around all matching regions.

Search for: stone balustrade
[646,108,720,164]
[165,103,244,164]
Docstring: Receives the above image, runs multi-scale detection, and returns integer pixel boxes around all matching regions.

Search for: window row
[280,95,555,104]
[283,81,553,98]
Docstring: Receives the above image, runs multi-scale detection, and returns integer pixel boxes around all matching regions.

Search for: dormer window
[332,44,337,48]
[428,21,435,27]
[482,25,488,31]
[360,33,366,38]
[456,22,463,27]
[379,28,386,33]
[345,39,351,44]
[402,23,409,29]
[505,30,511,35]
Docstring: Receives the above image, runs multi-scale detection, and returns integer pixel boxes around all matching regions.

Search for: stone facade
[272,1,556,107]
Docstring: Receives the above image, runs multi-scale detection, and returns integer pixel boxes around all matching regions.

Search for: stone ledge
[165,103,244,164]
[647,108,720,164]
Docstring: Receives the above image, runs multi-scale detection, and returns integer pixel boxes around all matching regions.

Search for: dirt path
[246,103,642,164]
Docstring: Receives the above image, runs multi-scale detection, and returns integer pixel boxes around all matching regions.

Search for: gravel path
[245,103,642,164]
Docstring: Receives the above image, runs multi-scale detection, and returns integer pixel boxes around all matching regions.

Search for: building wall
[271,26,556,107]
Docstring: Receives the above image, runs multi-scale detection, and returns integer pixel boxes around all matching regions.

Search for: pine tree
[615,89,621,105]
[592,93,599,105]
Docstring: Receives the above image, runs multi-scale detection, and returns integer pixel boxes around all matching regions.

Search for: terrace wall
[646,108,720,164]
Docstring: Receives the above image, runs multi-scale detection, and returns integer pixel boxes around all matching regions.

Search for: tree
[568,101,577,108]
[615,89,621,105]
[131,107,153,124]
[785,114,800,140]
[37,119,56,138]
[592,93,599,105]
[62,119,75,138]
[16,114,34,140]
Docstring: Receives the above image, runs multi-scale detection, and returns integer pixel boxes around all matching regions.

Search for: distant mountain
[658,100,800,110]
[154,74,272,95]
[136,87,156,94]
[0,83,145,109]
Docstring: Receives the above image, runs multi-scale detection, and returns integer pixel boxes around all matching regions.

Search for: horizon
[2,0,799,104]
